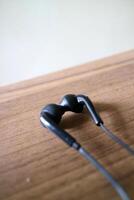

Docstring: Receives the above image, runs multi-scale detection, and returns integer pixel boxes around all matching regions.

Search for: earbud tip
[60,94,83,113]
[41,104,64,124]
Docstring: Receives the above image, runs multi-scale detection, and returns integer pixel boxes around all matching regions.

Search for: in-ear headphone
[40,94,134,200]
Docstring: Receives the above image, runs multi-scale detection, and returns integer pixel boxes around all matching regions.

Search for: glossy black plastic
[40,94,103,148]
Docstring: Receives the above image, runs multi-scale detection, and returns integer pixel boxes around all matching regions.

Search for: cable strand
[78,147,130,200]
[100,124,134,156]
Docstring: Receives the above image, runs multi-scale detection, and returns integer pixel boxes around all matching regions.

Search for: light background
[0,0,134,85]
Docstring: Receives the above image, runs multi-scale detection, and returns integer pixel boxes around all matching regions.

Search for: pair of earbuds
[40,94,103,149]
[40,94,134,200]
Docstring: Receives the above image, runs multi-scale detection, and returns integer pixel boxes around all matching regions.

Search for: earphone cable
[77,146,130,200]
[100,124,134,156]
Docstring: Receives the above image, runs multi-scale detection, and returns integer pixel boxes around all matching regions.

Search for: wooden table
[0,51,134,200]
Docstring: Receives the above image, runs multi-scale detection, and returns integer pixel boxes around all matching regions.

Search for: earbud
[40,94,84,149]
[41,94,84,126]
[41,104,65,124]
[40,94,104,148]
[77,95,103,126]
[60,94,83,113]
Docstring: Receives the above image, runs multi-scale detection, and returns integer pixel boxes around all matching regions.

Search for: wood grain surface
[0,51,134,200]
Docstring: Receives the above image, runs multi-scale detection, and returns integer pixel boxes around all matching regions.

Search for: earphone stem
[76,146,130,200]
[99,123,134,156]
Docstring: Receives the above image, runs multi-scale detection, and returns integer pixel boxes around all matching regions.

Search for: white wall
[0,0,134,85]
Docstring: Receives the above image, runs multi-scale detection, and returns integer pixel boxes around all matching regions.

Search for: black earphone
[40,94,103,149]
[40,94,134,200]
